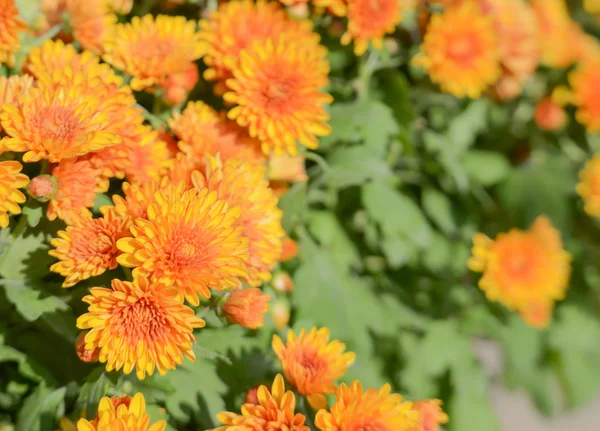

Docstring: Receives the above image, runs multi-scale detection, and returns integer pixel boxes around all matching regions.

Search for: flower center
[91,234,113,254]
[120,297,168,342]
[36,106,81,144]
[447,34,480,66]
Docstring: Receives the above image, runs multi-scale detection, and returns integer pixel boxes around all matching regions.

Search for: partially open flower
[223,288,271,329]
[27,175,58,203]
[76,332,100,363]
[535,97,567,131]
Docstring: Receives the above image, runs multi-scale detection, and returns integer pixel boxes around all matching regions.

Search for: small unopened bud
[244,387,259,405]
[271,298,291,331]
[223,288,270,329]
[27,175,57,202]
[280,237,298,262]
[535,97,567,131]
[412,399,449,431]
[272,271,294,293]
[161,63,199,105]
[76,332,100,363]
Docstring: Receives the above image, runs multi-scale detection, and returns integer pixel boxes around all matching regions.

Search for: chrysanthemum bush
[2,0,600,430]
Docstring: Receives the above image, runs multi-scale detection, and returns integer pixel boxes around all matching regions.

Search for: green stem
[39,160,49,176]
[11,214,27,240]
[304,151,330,175]
[297,395,316,430]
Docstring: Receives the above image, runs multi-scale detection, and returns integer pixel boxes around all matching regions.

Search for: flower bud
[244,387,259,405]
[27,174,57,202]
[272,271,294,293]
[76,332,100,363]
[268,154,308,183]
[271,298,291,331]
[161,62,199,105]
[412,399,449,431]
[223,288,270,329]
[535,97,567,131]
[280,237,298,262]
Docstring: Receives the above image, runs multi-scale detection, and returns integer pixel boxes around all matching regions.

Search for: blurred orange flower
[213,374,310,431]
[102,14,203,91]
[47,158,109,225]
[280,237,299,261]
[77,276,205,380]
[532,0,578,69]
[49,212,131,287]
[268,154,308,183]
[315,381,418,431]
[0,161,28,229]
[198,0,315,94]
[577,154,600,218]
[341,0,403,55]
[468,216,571,328]
[565,61,600,132]
[160,62,199,105]
[193,155,284,286]
[410,400,449,431]
[535,97,566,131]
[225,35,332,155]
[413,1,500,98]
[117,185,248,305]
[0,0,27,66]
[124,127,173,184]
[272,327,356,409]
[223,288,270,329]
[0,75,34,108]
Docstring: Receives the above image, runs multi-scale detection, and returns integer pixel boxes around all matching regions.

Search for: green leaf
[306,210,362,270]
[0,230,50,281]
[376,70,414,128]
[327,146,393,189]
[16,384,66,431]
[462,150,511,186]
[422,187,456,234]
[0,344,52,384]
[93,193,113,212]
[1,280,68,322]
[278,183,307,234]
[421,232,451,271]
[22,206,43,228]
[447,99,489,151]
[76,369,116,419]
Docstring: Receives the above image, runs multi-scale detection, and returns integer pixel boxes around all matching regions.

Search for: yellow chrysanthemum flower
[102,178,169,222]
[413,1,501,99]
[102,14,203,91]
[315,381,418,431]
[340,0,403,55]
[272,327,356,410]
[192,155,284,286]
[577,154,600,218]
[467,216,571,328]
[47,158,108,225]
[531,0,579,69]
[225,35,333,155]
[0,0,26,66]
[117,184,249,306]
[0,161,28,229]
[49,212,131,287]
[77,276,206,380]
[77,393,166,431]
[212,374,310,431]
[0,73,122,163]
[106,0,133,14]
[168,101,264,166]
[198,0,315,94]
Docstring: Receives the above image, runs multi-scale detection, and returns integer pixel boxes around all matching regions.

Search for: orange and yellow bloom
[413,1,501,98]
[410,400,449,431]
[0,161,28,229]
[467,216,571,328]
[77,276,206,379]
[225,35,333,155]
[223,287,270,329]
[193,155,284,286]
[77,393,166,431]
[577,154,600,218]
[272,327,356,409]
[213,374,310,431]
[564,61,600,132]
[315,381,418,431]
[117,185,248,305]
[102,14,203,91]
[49,212,131,287]
[0,0,27,66]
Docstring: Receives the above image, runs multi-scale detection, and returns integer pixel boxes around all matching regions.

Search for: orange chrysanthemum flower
[340,0,403,55]
[0,73,122,163]
[77,393,166,431]
[102,178,168,222]
[413,1,501,98]
[531,0,578,69]
[315,381,418,431]
[272,327,356,409]
[268,154,308,183]
[473,0,540,100]
[280,237,299,261]
[102,14,203,91]
[77,276,206,379]
[47,158,108,225]
[198,0,315,94]
[225,35,332,155]
[577,154,600,218]
[467,216,571,328]
[535,97,567,131]
[193,155,284,286]
[167,152,200,189]
[124,127,173,183]
[117,185,249,306]
[0,75,34,108]
[168,101,265,165]
[564,61,600,132]
[0,0,26,66]
[49,212,131,287]
[223,287,270,329]
[0,161,28,229]
[212,374,310,431]
[410,400,449,431]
